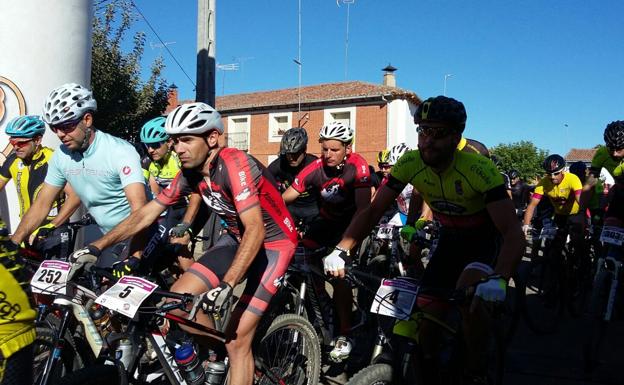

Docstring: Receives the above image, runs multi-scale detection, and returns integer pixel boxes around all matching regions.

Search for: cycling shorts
[421,226,501,290]
[187,233,295,316]
[0,344,32,385]
[302,217,350,249]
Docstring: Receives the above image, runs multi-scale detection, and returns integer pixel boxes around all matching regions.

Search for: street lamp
[443,73,453,96]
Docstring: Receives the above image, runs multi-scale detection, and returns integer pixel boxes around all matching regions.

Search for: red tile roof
[213,81,421,113]
[565,148,597,162]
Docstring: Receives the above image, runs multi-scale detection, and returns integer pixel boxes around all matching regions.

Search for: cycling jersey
[291,153,371,222]
[45,130,145,233]
[511,180,531,211]
[457,137,490,157]
[387,150,507,228]
[0,147,63,220]
[588,179,604,211]
[268,154,319,223]
[157,147,297,245]
[532,172,582,215]
[591,145,623,179]
[148,151,182,191]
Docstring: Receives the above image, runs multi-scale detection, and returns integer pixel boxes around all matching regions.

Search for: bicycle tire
[55,364,122,385]
[565,244,593,318]
[582,270,612,373]
[33,313,85,385]
[519,256,563,334]
[345,363,393,385]
[255,313,321,385]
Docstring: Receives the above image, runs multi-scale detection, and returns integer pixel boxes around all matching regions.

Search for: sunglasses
[416,124,458,139]
[50,118,81,134]
[547,171,563,177]
[144,141,166,150]
[9,138,32,148]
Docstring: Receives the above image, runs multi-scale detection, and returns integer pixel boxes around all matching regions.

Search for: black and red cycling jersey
[291,152,371,221]
[157,148,297,244]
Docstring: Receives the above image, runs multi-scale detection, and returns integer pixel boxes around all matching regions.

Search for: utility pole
[197,0,216,106]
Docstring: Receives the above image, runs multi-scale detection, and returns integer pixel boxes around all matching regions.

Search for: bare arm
[181,193,202,224]
[11,183,64,243]
[148,175,160,197]
[522,196,541,226]
[282,185,301,204]
[50,183,82,227]
[487,198,525,279]
[0,178,8,192]
[222,204,265,287]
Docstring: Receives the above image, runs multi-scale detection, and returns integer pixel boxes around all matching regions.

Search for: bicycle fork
[37,308,71,385]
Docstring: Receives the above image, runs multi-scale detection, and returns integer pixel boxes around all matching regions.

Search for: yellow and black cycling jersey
[532,172,582,216]
[147,151,181,191]
[457,137,490,158]
[387,150,507,227]
[0,146,63,220]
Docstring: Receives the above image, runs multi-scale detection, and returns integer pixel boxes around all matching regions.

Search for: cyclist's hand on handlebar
[169,222,192,238]
[471,275,507,313]
[111,256,141,278]
[29,223,56,245]
[200,282,233,313]
[70,245,101,263]
[323,248,348,278]
[521,224,532,237]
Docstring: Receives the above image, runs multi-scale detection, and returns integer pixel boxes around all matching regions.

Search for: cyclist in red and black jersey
[76,102,297,385]
[283,121,371,362]
[267,127,320,226]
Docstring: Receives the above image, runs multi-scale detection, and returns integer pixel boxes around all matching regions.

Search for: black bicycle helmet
[604,121,624,149]
[569,161,587,179]
[542,154,566,173]
[508,169,520,180]
[414,96,467,132]
[280,127,308,154]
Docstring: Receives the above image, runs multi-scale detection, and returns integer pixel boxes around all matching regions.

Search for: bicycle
[56,265,321,385]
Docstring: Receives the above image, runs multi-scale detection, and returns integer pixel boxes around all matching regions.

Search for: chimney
[166,83,179,114]
[382,64,397,87]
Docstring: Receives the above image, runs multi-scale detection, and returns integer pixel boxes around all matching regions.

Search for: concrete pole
[196,0,216,106]
[0,0,93,231]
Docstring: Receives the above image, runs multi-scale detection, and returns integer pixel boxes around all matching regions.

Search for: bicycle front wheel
[255,313,321,385]
[582,270,612,373]
[345,363,393,385]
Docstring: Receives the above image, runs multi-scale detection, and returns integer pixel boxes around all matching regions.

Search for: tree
[490,141,549,182]
[91,2,170,141]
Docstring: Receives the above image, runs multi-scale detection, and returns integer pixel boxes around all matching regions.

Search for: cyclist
[376,149,391,179]
[8,83,148,272]
[267,127,319,227]
[590,121,624,180]
[490,154,512,198]
[0,219,35,385]
[325,96,524,383]
[282,121,371,362]
[509,169,531,219]
[74,102,297,385]
[457,136,490,157]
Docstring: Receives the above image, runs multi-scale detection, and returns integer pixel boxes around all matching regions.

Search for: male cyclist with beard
[8,83,148,273]
[282,121,371,362]
[268,127,319,227]
[75,102,297,385]
[326,96,524,384]
[584,121,624,208]
[0,115,80,249]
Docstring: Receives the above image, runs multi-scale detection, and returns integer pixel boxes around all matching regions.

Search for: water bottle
[115,339,133,369]
[174,343,206,385]
[205,361,226,385]
[89,304,113,338]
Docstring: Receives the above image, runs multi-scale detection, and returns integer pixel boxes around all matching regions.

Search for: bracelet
[335,245,350,256]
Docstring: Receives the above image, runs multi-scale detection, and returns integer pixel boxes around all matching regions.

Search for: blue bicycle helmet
[5,115,46,138]
[140,117,169,143]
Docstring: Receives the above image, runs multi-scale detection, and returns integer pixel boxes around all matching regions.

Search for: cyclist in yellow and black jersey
[0,219,36,385]
[0,116,80,242]
[324,96,523,384]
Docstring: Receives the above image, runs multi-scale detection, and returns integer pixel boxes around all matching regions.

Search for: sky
[119,0,624,156]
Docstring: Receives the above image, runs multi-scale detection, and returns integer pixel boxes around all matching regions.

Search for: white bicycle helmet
[319,121,354,143]
[165,102,224,135]
[388,143,410,166]
[42,83,97,125]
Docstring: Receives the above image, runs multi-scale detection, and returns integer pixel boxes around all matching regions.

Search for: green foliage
[490,140,549,182]
[91,2,169,141]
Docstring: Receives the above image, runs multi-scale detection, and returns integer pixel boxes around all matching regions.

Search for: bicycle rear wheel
[519,256,563,334]
[255,313,321,385]
[345,363,393,385]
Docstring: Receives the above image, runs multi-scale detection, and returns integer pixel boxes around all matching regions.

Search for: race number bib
[31,260,71,295]
[376,224,393,240]
[370,278,418,320]
[95,276,158,318]
[600,226,624,246]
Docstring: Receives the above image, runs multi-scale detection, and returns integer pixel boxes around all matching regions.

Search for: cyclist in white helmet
[9,83,148,274]
[283,121,372,362]
[74,102,297,385]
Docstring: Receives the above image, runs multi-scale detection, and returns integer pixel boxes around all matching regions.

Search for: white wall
[0,0,93,230]
[386,99,418,150]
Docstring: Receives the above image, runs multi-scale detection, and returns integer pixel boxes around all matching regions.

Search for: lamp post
[443,73,453,96]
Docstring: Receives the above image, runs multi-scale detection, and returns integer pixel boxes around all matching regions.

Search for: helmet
[280,127,308,154]
[542,154,566,173]
[414,96,467,131]
[508,169,520,180]
[165,102,224,135]
[377,149,390,165]
[140,117,169,143]
[388,143,410,166]
[5,115,46,138]
[604,121,624,149]
[42,83,97,125]
[569,161,587,178]
[319,121,354,143]
[490,154,501,167]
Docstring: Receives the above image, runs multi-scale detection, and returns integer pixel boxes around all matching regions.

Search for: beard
[418,142,456,168]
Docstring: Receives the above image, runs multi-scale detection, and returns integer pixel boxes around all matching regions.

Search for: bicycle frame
[594,248,623,321]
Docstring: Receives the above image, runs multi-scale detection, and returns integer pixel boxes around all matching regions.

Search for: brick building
[167,68,421,166]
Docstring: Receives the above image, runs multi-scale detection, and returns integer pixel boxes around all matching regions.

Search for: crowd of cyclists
[0,81,622,385]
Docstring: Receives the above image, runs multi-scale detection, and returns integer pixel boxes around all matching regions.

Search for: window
[227,115,250,151]
[323,106,357,149]
[268,112,292,142]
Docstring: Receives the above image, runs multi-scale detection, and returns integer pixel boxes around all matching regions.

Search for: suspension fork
[38,307,71,385]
